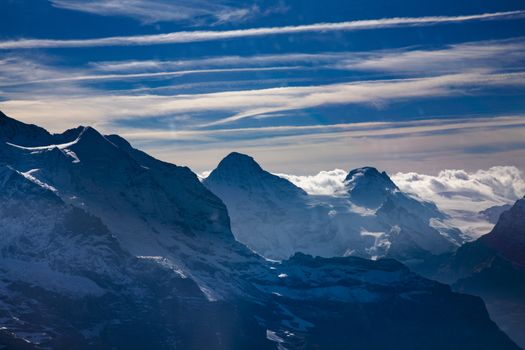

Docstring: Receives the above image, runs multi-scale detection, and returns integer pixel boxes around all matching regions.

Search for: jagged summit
[345,166,399,208]
[65,126,134,168]
[345,166,398,188]
[54,125,86,144]
[0,110,111,151]
[72,126,114,148]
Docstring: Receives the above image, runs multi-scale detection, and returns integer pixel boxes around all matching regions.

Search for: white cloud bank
[393,167,525,238]
[278,166,525,202]
[276,166,525,238]
[276,169,348,195]
[1,10,524,49]
[392,167,525,209]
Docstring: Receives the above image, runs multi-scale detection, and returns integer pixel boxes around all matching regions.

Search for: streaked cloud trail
[0,66,301,87]
[3,71,525,130]
[49,0,269,25]
[1,10,524,49]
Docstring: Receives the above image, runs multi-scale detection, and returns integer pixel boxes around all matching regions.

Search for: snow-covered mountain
[204,152,462,266]
[0,111,519,349]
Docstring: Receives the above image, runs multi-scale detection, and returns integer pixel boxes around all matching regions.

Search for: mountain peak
[74,126,112,147]
[345,167,397,187]
[221,152,264,172]
[207,152,266,182]
[204,152,307,198]
[345,166,398,208]
[66,126,130,167]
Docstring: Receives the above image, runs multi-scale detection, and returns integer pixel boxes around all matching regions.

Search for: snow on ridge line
[136,255,187,278]
[21,169,58,193]
[6,139,79,151]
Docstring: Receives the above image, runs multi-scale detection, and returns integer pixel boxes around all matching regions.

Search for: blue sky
[1,0,525,174]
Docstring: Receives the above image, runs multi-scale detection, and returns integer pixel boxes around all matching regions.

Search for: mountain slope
[259,253,517,350]
[0,111,519,349]
[204,152,462,265]
[430,197,525,348]
[0,164,269,349]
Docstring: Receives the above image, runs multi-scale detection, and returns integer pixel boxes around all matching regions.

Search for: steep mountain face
[203,153,316,259]
[0,112,519,349]
[345,167,399,208]
[429,197,525,348]
[347,166,449,222]
[480,198,525,268]
[204,152,462,265]
[1,126,258,300]
[0,165,274,349]
[433,198,525,283]
[204,152,307,199]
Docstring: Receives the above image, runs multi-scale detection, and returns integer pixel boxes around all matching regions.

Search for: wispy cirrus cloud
[79,36,525,83]
[198,71,525,127]
[49,0,286,25]
[2,34,525,132]
[3,38,525,89]
[337,38,525,75]
[116,116,525,143]
[3,71,525,130]
[89,38,525,74]
[0,65,301,88]
[88,53,332,72]
[1,10,524,49]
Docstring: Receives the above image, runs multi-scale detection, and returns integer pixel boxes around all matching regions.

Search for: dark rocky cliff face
[429,197,525,348]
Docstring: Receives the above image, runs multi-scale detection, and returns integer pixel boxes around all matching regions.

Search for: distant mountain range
[203,151,525,348]
[0,111,521,349]
[203,152,463,265]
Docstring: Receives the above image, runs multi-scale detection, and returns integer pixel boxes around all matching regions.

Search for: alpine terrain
[0,111,519,349]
